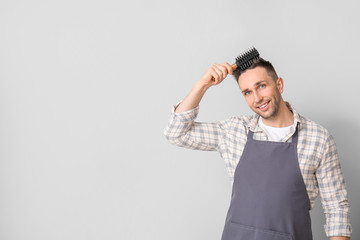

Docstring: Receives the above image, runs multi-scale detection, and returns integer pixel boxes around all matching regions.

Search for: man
[163,58,351,240]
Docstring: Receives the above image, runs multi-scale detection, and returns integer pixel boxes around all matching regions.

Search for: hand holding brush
[203,47,260,87]
[174,47,260,113]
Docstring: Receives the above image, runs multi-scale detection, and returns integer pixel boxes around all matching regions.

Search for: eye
[259,84,266,88]
[244,91,251,96]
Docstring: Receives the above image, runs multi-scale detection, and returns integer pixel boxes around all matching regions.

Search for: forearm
[165,62,232,149]
[175,81,209,113]
[317,133,352,238]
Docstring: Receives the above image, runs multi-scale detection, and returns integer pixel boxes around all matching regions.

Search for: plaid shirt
[163,101,352,237]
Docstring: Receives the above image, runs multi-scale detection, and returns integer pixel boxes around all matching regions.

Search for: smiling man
[163,58,351,240]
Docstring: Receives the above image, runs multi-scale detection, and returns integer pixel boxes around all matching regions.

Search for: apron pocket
[224,221,292,240]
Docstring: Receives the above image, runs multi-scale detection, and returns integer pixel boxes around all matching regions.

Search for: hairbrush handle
[231,63,237,71]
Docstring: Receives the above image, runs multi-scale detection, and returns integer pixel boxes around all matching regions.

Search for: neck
[262,101,294,128]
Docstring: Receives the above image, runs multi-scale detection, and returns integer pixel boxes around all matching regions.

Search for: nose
[253,91,263,104]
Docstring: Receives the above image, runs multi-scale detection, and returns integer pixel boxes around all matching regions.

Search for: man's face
[237,67,283,120]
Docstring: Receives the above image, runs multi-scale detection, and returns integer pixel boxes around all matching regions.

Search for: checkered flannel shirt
[163,101,352,237]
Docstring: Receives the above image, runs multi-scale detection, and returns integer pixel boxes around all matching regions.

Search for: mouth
[257,101,270,111]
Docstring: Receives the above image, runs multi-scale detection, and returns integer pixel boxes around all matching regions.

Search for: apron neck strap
[292,123,299,144]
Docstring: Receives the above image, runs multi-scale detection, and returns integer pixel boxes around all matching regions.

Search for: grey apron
[221,127,312,240]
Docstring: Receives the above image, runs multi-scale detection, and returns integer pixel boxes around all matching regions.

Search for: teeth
[259,103,268,109]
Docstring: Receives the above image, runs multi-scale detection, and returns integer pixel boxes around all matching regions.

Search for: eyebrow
[241,80,267,94]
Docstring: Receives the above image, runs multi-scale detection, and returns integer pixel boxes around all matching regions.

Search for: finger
[219,64,229,78]
[210,64,222,80]
[210,68,220,84]
[217,63,231,79]
[223,62,233,75]
[213,64,226,80]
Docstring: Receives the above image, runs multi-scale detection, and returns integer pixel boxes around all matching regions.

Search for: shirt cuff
[170,100,199,122]
[324,223,352,237]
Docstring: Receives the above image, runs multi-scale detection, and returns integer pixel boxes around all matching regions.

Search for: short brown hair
[233,58,278,83]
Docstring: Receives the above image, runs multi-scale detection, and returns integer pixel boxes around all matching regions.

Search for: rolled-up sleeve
[163,101,227,151]
[316,132,352,237]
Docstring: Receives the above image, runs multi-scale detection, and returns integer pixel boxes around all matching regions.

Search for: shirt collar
[247,102,303,132]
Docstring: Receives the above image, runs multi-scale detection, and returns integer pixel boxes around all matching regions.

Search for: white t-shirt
[259,117,292,142]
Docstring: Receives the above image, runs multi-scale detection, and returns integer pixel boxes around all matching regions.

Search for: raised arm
[164,63,234,151]
[174,62,234,113]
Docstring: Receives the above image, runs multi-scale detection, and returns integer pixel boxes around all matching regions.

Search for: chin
[255,108,275,120]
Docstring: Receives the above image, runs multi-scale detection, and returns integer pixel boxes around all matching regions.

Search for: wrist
[194,80,211,93]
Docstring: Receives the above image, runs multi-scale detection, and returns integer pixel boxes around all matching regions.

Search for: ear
[276,77,284,94]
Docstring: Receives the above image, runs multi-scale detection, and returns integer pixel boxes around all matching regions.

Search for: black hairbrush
[210,47,260,82]
[233,47,260,71]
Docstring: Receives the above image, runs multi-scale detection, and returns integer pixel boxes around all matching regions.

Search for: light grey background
[0,0,358,239]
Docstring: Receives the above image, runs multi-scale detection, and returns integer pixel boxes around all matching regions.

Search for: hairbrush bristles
[234,47,260,71]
